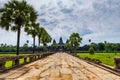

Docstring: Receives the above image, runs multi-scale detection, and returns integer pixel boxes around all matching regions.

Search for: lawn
[0,53,30,68]
[0,53,31,56]
[77,53,120,66]
[0,54,16,56]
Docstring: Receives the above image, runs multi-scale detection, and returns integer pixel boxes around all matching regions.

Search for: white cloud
[0,0,120,46]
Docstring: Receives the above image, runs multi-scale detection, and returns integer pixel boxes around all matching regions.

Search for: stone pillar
[0,62,5,71]
[33,56,35,60]
[15,59,19,65]
[38,55,41,59]
[30,56,33,62]
[114,57,120,69]
[12,59,19,66]
[24,57,27,63]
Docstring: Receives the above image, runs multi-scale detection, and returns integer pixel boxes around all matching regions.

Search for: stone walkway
[0,52,120,80]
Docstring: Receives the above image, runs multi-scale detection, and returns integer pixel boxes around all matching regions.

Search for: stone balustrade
[114,57,120,69]
[0,52,53,72]
[74,54,120,70]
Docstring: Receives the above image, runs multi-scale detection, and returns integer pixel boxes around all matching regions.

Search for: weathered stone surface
[6,71,26,79]
[0,52,120,80]
[0,71,15,78]
[48,77,63,80]
[72,73,88,80]
[60,68,72,74]
[39,78,46,80]
[61,74,72,80]
[50,69,60,77]
[40,69,50,77]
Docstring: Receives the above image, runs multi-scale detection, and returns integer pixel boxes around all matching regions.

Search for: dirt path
[0,52,120,80]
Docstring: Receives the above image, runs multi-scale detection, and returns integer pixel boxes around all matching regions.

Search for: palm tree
[65,39,71,51]
[25,23,39,53]
[89,39,91,43]
[41,29,52,46]
[26,40,29,44]
[69,33,82,51]
[0,0,38,55]
[37,27,44,47]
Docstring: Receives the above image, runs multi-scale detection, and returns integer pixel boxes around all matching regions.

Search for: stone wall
[114,57,120,69]
[0,52,54,72]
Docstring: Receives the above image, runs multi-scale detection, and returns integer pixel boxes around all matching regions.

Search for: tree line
[0,0,51,55]
[0,32,82,52]
[1,40,120,53]
[0,33,120,53]
[0,0,120,54]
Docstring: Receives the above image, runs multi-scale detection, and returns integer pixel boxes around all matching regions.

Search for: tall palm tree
[25,23,39,53]
[41,29,52,46]
[0,0,38,55]
[37,27,44,47]
[69,33,82,51]
[26,40,29,44]
[89,39,91,43]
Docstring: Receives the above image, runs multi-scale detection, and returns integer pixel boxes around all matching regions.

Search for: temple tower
[58,37,64,51]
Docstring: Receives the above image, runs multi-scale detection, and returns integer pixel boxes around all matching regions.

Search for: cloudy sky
[0,0,120,46]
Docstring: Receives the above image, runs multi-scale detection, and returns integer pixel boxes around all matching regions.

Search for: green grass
[5,61,12,68]
[0,54,16,56]
[0,53,30,68]
[77,53,120,66]
[5,58,29,68]
[0,53,30,56]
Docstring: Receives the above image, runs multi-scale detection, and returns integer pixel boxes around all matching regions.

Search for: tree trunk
[38,38,40,47]
[16,26,21,55]
[33,36,35,53]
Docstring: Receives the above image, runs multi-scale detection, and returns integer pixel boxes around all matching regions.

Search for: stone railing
[77,56,120,70]
[81,57,102,64]
[0,52,54,72]
[70,52,120,70]
[114,57,120,69]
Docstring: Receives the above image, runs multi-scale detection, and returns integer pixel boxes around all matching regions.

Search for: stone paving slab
[0,52,120,80]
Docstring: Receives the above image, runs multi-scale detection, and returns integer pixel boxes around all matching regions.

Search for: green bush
[89,47,94,55]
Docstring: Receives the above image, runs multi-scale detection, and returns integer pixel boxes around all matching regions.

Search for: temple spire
[58,37,64,51]
[59,37,63,44]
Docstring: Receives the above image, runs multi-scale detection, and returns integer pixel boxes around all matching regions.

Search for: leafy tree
[0,0,37,55]
[25,23,39,53]
[98,43,105,51]
[91,43,98,51]
[117,43,120,51]
[41,29,52,47]
[23,43,28,49]
[104,41,107,52]
[104,41,107,44]
[105,43,112,52]
[0,44,16,52]
[0,44,4,47]
[89,47,94,55]
[112,44,118,55]
[65,39,71,51]
[69,33,82,51]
